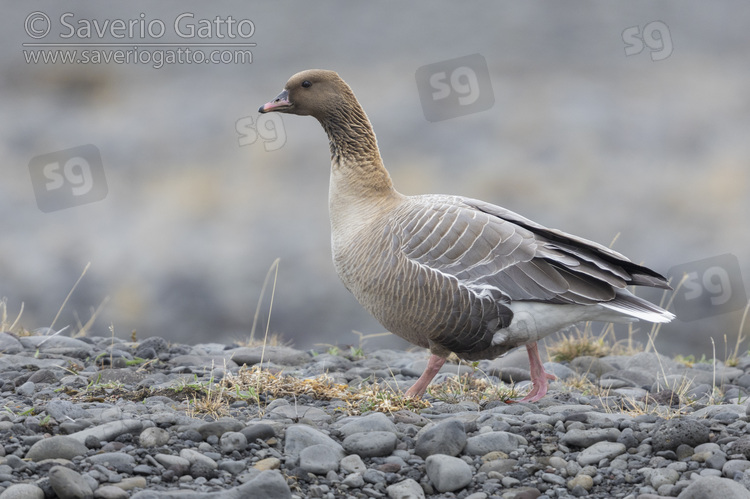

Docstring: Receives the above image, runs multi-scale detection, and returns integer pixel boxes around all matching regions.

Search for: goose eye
[301,80,312,88]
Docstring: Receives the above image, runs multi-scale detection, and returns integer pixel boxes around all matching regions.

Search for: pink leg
[404,354,446,398]
[507,342,556,403]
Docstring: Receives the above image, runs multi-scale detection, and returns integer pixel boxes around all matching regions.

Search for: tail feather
[599,290,674,323]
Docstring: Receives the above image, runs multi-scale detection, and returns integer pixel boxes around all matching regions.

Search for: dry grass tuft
[246,258,282,347]
[1,261,108,339]
[427,372,519,404]
[546,321,642,362]
[560,374,605,397]
[547,328,611,362]
[602,377,697,420]
[185,384,230,419]
[724,301,750,367]
[348,382,431,414]
[225,365,343,401]
[222,365,429,415]
[0,298,28,335]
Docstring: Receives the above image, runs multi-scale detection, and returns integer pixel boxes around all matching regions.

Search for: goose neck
[318,102,395,198]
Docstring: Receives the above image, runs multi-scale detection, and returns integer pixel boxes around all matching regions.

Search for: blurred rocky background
[1,2,748,357]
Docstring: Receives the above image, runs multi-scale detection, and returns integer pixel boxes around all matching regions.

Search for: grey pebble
[602,369,655,387]
[338,412,397,437]
[139,427,170,447]
[343,472,365,487]
[299,444,341,474]
[730,436,750,459]
[196,420,244,439]
[386,478,425,499]
[241,423,276,442]
[25,435,89,462]
[220,431,247,453]
[15,381,34,396]
[676,444,695,460]
[49,465,94,499]
[85,452,135,473]
[478,458,517,474]
[269,404,331,423]
[120,479,148,490]
[541,472,566,486]
[340,454,367,474]
[678,475,750,499]
[218,459,247,474]
[561,427,621,448]
[343,431,397,457]
[283,424,344,466]
[425,454,473,493]
[179,448,218,470]
[464,431,525,455]
[567,474,593,491]
[132,470,291,499]
[577,441,626,466]
[363,468,386,485]
[0,332,23,354]
[625,352,680,374]
[135,336,168,358]
[46,399,91,421]
[415,418,466,458]
[544,362,577,380]
[94,485,130,499]
[154,454,190,475]
[706,452,727,470]
[570,356,614,377]
[617,427,639,449]
[20,335,93,354]
[648,468,680,489]
[68,419,144,444]
[0,484,45,499]
[651,418,710,452]
[722,459,750,477]
[493,366,531,383]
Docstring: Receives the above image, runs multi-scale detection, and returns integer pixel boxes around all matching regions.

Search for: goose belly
[332,240,503,353]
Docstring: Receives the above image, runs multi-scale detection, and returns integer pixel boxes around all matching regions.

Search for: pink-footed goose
[259,69,674,402]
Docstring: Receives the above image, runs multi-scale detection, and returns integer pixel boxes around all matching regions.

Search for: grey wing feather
[398,195,670,307]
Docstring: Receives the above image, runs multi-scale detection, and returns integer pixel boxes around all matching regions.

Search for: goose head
[259,69,352,119]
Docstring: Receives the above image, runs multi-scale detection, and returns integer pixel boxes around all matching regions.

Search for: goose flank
[259,69,674,402]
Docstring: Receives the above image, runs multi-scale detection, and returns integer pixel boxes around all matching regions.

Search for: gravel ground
[2,331,750,499]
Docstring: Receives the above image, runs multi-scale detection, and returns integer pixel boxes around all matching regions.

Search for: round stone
[220,431,248,453]
[415,419,466,458]
[25,436,88,462]
[567,474,593,491]
[342,431,397,458]
[425,454,473,493]
[48,465,94,499]
[139,427,170,447]
[299,444,341,474]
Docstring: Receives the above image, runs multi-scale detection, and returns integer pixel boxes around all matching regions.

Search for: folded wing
[397,194,671,311]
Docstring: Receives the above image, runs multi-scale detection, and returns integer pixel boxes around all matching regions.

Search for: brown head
[258,69,356,120]
[259,70,384,171]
